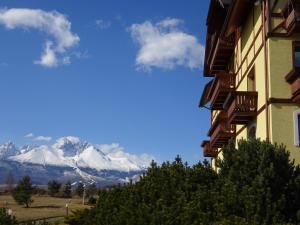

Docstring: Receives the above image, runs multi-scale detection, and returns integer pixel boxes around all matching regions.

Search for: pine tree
[63,181,72,198]
[75,182,84,197]
[86,183,97,198]
[47,180,61,197]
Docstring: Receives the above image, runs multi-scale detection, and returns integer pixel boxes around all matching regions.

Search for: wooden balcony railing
[285,1,300,35]
[209,111,227,134]
[285,69,300,102]
[209,122,235,148]
[205,34,235,75]
[291,77,300,100]
[208,73,235,110]
[201,140,218,158]
[224,91,258,125]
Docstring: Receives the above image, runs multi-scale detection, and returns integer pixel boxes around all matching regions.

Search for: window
[247,121,256,140]
[294,43,300,71]
[293,109,300,146]
[247,68,255,92]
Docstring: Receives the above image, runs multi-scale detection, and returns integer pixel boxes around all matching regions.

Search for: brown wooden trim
[257,104,266,115]
[268,98,294,104]
[268,32,289,37]
[270,12,282,17]
[235,25,263,77]
[236,44,264,90]
[271,20,286,33]
[263,1,270,140]
[236,125,247,136]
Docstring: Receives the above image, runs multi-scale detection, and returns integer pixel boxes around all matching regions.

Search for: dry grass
[0,194,89,221]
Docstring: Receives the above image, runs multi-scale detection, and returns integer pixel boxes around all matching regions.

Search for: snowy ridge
[0,142,18,159]
[2,136,153,172]
[0,137,153,184]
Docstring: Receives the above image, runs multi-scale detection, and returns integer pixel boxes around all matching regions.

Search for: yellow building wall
[214,0,300,165]
[267,36,300,164]
[268,38,293,99]
[270,104,300,164]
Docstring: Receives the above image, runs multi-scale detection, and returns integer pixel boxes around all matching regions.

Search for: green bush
[87,196,97,205]
[0,208,17,225]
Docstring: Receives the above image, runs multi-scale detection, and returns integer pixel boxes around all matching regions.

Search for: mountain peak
[53,136,87,157]
[0,141,18,159]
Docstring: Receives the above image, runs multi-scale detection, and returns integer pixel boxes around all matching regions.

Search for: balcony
[209,36,235,75]
[201,141,218,158]
[208,112,235,148]
[204,34,235,76]
[224,91,258,125]
[285,69,300,102]
[208,73,235,110]
[285,0,300,35]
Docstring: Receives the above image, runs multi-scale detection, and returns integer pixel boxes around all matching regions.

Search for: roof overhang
[222,0,255,37]
[199,80,214,107]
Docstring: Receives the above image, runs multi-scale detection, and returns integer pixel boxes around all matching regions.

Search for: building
[200,0,300,167]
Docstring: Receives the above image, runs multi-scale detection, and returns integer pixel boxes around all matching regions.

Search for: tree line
[1,175,98,209]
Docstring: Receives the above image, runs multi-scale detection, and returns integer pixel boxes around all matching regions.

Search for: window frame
[247,120,257,140]
[292,41,300,72]
[293,109,300,146]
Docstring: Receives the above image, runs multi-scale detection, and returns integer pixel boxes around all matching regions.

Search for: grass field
[0,194,90,222]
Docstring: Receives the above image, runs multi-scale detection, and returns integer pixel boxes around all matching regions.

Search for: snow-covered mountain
[0,142,18,159]
[0,137,153,186]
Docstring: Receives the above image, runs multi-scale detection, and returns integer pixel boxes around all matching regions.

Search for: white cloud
[34,136,52,142]
[95,19,111,29]
[96,143,154,168]
[129,18,204,71]
[72,50,90,59]
[0,8,80,68]
[24,133,52,142]
[34,41,58,67]
[157,18,183,28]
[24,133,34,138]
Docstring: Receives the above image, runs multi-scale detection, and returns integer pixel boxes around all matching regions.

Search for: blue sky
[0,0,210,164]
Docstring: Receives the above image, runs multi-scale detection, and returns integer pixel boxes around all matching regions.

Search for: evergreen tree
[63,181,72,198]
[216,139,300,224]
[75,182,84,197]
[47,180,61,197]
[11,176,33,208]
[86,183,97,198]
[64,140,300,225]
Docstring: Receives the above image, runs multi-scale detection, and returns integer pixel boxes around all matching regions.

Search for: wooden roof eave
[221,0,255,38]
[204,0,232,77]
[199,80,214,108]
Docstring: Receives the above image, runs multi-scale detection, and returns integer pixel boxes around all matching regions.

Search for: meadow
[0,194,89,222]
